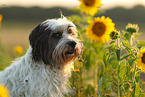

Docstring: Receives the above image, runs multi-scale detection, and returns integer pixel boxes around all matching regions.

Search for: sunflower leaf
[132,83,141,97]
[122,41,130,48]
[108,53,118,70]
[110,40,115,44]
[124,33,131,40]
[118,61,127,81]
[136,41,145,47]
[128,56,136,67]
[97,64,105,78]
[135,71,140,83]
[122,41,132,53]
[103,53,110,67]
[133,33,141,39]
[123,83,131,92]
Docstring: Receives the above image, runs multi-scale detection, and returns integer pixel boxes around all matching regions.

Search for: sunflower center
[84,0,95,6]
[141,53,145,64]
[111,31,116,38]
[92,22,106,36]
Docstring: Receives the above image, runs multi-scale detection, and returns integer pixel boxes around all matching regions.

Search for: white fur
[0,46,74,97]
[0,17,82,97]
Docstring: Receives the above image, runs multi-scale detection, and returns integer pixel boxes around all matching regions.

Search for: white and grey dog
[0,17,82,97]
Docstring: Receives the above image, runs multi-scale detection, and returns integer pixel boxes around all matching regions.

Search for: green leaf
[133,33,141,39]
[118,61,127,81]
[103,53,110,67]
[123,83,130,92]
[122,41,130,48]
[133,83,141,97]
[98,77,103,95]
[122,40,133,53]
[111,61,118,70]
[106,83,112,94]
[128,56,136,67]
[108,43,117,52]
[141,92,145,97]
[136,41,145,47]
[97,64,105,78]
[124,32,131,40]
[110,40,115,44]
[109,53,118,70]
[116,49,121,60]
[120,53,133,61]
[135,71,140,82]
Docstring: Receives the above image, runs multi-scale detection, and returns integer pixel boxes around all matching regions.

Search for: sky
[0,0,145,9]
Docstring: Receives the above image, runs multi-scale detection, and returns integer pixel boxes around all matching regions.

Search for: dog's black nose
[68,41,77,48]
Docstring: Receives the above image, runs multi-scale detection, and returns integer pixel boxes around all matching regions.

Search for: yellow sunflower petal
[0,84,9,97]
[136,47,145,72]
[85,16,115,43]
[79,0,103,16]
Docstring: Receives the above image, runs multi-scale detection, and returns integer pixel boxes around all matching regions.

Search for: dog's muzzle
[65,41,77,56]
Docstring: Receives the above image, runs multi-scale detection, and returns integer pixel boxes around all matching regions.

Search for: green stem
[133,63,137,96]
[117,62,120,97]
[133,63,137,83]
[129,35,133,47]
[92,42,98,97]
[94,61,97,97]
[117,37,119,48]
[117,37,120,97]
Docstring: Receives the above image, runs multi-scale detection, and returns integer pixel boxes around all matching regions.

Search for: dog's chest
[18,65,70,97]
[0,61,71,97]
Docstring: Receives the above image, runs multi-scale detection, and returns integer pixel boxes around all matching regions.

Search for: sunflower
[136,48,145,72]
[0,14,3,28]
[13,45,23,54]
[0,84,9,97]
[110,30,119,40]
[0,14,2,22]
[126,23,139,34]
[79,0,103,16]
[86,16,115,43]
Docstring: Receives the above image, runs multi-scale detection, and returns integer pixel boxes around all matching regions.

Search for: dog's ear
[29,24,42,47]
[29,23,51,64]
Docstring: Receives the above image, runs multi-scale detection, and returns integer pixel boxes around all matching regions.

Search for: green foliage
[68,9,145,96]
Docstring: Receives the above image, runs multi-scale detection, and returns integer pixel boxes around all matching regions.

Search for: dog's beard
[51,38,81,68]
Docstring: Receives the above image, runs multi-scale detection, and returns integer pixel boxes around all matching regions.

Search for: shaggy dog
[0,17,82,97]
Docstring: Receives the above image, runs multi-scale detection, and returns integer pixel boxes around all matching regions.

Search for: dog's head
[29,17,82,68]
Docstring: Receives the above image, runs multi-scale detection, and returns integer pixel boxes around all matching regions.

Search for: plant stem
[117,37,120,97]
[117,62,120,97]
[133,62,137,82]
[94,61,97,97]
[129,35,133,47]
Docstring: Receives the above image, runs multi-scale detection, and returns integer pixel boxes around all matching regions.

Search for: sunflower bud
[110,30,119,40]
[126,23,139,34]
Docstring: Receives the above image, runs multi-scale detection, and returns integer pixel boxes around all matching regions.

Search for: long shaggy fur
[0,17,82,97]
[0,47,73,97]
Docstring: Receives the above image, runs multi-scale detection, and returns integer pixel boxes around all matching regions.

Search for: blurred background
[0,0,145,69]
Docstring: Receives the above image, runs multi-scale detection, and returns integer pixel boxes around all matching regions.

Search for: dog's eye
[52,33,62,39]
[68,28,76,35]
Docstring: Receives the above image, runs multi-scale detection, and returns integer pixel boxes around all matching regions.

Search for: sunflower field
[0,0,145,97]
[69,0,145,97]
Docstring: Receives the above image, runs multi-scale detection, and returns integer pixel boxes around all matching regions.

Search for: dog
[0,17,82,97]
